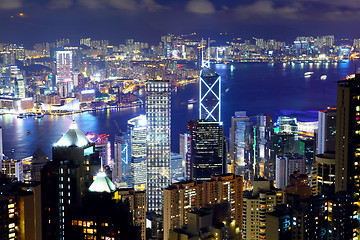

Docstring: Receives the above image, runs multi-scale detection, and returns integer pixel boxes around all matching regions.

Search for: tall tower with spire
[199,38,221,122]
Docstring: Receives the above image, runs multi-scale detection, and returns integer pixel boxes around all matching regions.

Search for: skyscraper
[188,119,225,181]
[335,74,360,237]
[199,68,221,122]
[229,111,252,176]
[41,120,100,240]
[146,78,171,214]
[317,108,336,154]
[56,51,73,98]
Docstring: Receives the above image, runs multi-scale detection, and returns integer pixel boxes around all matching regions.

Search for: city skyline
[0,0,360,46]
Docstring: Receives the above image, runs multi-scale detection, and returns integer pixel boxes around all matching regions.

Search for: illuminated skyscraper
[128,115,147,190]
[56,51,73,98]
[146,78,171,214]
[199,68,221,122]
[128,115,147,159]
[335,74,360,238]
[229,111,252,176]
[317,108,336,154]
[188,119,225,181]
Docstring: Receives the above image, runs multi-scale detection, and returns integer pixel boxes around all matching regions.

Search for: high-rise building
[254,114,273,180]
[56,51,73,98]
[187,119,225,181]
[335,74,360,237]
[311,152,335,196]
[163,174,243,240]
[128,115,147,159]
[70,174,142,240]
[170,152,183,182]
[229,111,252,176]
[199,68,221,122]
[277,116,298,139]
[275,154,306,189]
[243,179,284,240]
[2,159,24,182]
[41,120,100,240]
[146,78,171,214]
[317,108,336,154]
[113,133,131,185]
[179,133,190,179]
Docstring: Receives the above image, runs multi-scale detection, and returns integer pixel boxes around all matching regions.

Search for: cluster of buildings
[1,34,360,114]
[0,35,360,240]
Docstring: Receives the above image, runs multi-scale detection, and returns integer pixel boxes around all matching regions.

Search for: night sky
[0,0,359,46]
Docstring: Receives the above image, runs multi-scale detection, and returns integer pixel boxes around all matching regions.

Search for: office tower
[254,114,273,180]
[229,111,252,176]
[179,133,190,179]
[312,152,336,196]
[277,116,298,139]
[131,157,146,191]
[163,174,243,240]
[335,74,360,238]
[242,179,284,240]
[146,78,171,214]
[0,126,2,173]
[275,154,305,189]
[113,133,131,185]
[188,119,225,181]
[199,68,221,121]
[56,51,73,98]
[170,153,183,182]
[112,135,123,183]
[14,74,25,99]
[41,120,100,240]
[128,115,147,159]
[317,108,336,154]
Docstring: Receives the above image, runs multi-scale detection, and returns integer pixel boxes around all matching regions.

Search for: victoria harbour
[1,60,356,159]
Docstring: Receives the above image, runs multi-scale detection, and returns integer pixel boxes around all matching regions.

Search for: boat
[27,112,36,117]
[188,98,197,104]
[320,75,327,80]
[17,113,25,118]
[304,72,314,76]
[27,130,30,135]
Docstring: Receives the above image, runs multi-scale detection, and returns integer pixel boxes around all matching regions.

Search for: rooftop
[54,120,91,148]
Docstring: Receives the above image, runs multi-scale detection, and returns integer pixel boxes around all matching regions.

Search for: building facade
[146,78,171,214]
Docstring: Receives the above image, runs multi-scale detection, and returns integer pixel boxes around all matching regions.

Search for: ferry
[188,98,197,104]
[320,75,327,80]
[304,72,314,78]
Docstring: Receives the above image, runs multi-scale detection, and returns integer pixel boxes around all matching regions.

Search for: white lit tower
[199,38,221,122]
[56,50,73,98]
[146,77,171,214]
